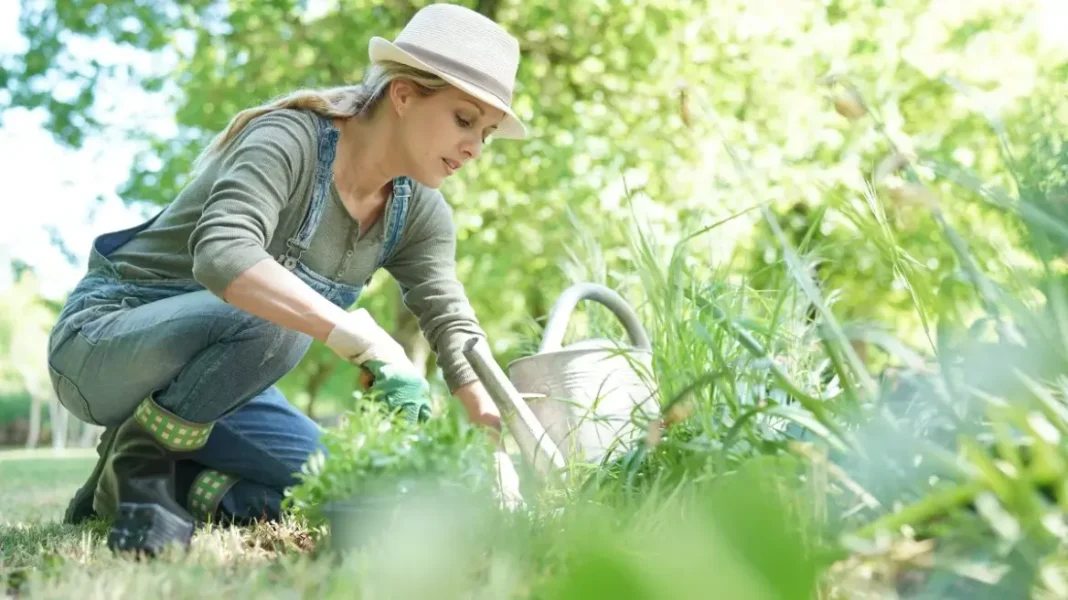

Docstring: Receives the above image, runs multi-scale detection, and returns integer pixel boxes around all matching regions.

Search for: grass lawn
[0,448,327,600]
[0,447,544,599]
[1,449,95,524]
[0,444,835,600]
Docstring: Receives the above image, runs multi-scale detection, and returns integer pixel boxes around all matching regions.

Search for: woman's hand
[452,380,503,437]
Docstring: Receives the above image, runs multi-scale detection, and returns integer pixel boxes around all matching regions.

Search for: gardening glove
[360,359,433,424]
[493,448,525,511]
[325,308,418,372]
[326,309,431,422]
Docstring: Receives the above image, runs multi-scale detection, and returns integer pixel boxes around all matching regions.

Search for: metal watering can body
[507,283,659,465]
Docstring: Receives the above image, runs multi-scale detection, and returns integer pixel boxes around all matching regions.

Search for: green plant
[553,70,1068,595]
[282,399,499,527]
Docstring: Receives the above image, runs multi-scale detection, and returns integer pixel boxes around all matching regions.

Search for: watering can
[464,282,659,476]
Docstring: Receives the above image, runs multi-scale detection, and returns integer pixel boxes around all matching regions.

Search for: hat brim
[368,37,527,140]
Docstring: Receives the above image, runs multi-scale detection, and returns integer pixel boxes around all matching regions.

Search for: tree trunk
[79,422,103,448]
[26,393,41,448]
[49,397,68,450]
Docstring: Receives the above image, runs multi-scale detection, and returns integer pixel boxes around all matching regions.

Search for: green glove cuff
[362,360,432,423]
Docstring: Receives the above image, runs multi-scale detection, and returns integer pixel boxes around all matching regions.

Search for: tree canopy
[3,0,1065,407]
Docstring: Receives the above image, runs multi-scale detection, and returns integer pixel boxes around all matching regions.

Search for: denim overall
[46,114,411,521]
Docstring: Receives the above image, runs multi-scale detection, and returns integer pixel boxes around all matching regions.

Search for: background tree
[3,0,1065,415]
[0,268,82,447]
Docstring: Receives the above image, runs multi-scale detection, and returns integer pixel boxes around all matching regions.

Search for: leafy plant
[282,399,498,527]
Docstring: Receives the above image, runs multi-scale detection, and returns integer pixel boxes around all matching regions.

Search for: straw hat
[368,3,527,139]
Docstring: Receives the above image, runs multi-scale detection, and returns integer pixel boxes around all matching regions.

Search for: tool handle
[463,337,567,478]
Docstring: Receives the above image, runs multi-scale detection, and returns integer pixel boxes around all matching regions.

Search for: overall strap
[278,113,339,270]
[377,176,412,268]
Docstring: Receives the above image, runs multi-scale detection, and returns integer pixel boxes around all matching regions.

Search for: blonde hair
[194,60,452,170]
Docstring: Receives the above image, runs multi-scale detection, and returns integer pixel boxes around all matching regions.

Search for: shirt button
[346,250,354,257]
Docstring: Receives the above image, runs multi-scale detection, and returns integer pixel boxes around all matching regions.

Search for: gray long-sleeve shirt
[106,108,486,391]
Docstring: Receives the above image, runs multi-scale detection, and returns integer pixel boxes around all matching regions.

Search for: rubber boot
[62,425,118,525]
[94,395,215,557]
[184,468,241,525]
[176,460,282,527]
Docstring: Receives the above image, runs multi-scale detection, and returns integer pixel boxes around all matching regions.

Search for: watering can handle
[539,282,652,353]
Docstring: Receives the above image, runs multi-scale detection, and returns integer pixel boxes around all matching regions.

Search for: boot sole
[107,503,194,557]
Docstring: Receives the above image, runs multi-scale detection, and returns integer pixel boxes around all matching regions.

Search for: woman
[46,3,525,555]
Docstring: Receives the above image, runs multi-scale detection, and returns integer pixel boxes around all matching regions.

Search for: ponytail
[193,60,452,170]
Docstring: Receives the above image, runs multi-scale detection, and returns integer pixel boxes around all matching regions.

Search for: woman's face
[390,80,505,188]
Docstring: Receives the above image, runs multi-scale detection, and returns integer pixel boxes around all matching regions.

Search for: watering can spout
[462,337,567,479]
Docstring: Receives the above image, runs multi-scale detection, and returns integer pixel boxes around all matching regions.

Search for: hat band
[395,41,513,106]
